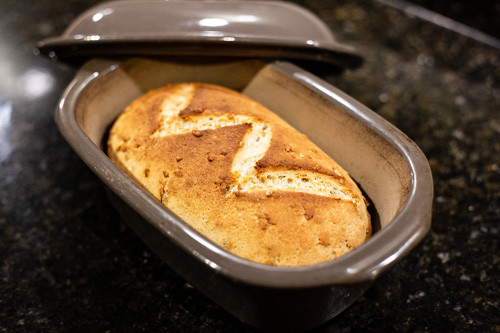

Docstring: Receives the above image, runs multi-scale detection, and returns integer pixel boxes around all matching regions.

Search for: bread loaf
[107,83,371,266]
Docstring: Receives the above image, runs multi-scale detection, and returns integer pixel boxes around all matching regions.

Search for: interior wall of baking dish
[75,58,266,148]
[75,58,411,230]
[242,66,411,228]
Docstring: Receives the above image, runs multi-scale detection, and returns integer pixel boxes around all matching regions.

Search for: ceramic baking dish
[55,57,432,331]
[41,1,432,331]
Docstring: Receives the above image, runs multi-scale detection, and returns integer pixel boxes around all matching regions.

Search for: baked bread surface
[108,83,371,266]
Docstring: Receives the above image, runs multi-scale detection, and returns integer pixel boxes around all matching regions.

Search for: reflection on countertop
[0,0,498,331]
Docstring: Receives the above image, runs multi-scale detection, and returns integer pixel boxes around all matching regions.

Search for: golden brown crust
[108,83,371,266]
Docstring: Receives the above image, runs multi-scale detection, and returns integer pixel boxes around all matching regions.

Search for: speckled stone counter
[1,0,498,331]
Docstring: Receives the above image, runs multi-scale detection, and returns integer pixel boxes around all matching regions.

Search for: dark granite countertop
[1,0,498,331]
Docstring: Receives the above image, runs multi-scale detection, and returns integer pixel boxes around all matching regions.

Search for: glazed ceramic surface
[37,0,362,67]
[54,58,432,330]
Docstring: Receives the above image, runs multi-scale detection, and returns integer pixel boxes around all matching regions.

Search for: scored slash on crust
[152,85,357,203]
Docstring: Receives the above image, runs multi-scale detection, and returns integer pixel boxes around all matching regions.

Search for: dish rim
[55,58,433,288]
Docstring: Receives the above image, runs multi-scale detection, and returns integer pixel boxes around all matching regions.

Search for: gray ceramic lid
[37,0,362,68]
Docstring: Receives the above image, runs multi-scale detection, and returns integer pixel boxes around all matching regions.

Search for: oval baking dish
[55,57,432,331]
